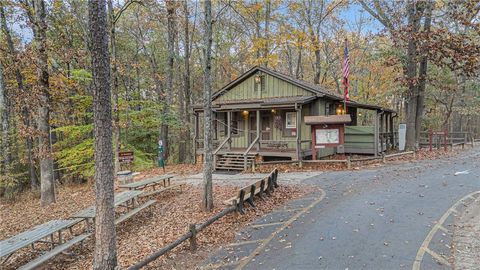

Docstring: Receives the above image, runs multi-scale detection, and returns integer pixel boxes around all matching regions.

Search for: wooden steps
[215,153,255,171]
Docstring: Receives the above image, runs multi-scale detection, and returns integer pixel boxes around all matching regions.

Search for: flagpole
[343,38,348,115]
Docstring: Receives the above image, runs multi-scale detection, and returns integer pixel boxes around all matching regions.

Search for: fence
[127,169,279,270]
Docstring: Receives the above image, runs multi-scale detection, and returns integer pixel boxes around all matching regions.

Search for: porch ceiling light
[271,109,276,114]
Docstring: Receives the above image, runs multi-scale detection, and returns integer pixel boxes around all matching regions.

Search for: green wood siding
[216,72,314,101]
[345,126,375,150]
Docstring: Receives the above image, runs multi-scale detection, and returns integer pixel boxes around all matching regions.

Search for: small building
[193,66,396,170]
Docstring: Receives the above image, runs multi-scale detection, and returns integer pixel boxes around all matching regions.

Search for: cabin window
[285,112,296,129]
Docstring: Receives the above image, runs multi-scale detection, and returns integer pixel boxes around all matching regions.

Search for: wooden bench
[223,168,279,214]
[119,174,184,198]
[266,142,288,149]
[115,199,156,225]
[18,233,91,270]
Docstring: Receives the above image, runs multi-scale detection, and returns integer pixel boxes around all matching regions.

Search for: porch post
[390,114,395,149]
[374,110,379,157]
[256,110,260,151]
[227,111,232,150]
[380,112,384,152]
[296,105,302,162]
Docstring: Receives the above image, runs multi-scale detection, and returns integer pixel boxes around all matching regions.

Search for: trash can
[117,170,133,184]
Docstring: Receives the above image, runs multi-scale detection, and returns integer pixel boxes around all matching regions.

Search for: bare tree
[202,0,214,211]
[30,0,55,206]
[89,0,117,268]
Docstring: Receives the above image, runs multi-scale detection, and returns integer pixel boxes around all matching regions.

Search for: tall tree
[178,0,191,163]
[202,0,214,211]
[30,0,55,205]
[0,62,9,173]
[89,0,117,269]
[163,0,175,160]
[107,0,121,174]
[359,0,427,150]
[2,2,38,189]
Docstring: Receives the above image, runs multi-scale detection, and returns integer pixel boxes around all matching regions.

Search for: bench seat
[115,200,156,225]
[139,183,184,198]
[18,233,91,270]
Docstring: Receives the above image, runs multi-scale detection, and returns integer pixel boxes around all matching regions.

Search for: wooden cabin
[193,66,396,170]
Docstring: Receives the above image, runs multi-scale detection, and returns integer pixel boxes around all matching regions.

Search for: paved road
[203,148,480,270]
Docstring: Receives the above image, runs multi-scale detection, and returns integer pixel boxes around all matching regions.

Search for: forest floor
[0,180,313,269]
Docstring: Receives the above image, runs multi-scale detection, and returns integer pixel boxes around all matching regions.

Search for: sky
[9,1,382,45]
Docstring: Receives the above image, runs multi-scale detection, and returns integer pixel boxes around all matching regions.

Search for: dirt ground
[0,180,312,269]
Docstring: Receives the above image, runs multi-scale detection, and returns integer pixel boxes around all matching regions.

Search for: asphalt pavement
[203,148,480,270]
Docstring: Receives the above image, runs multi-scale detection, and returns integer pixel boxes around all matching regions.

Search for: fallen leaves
[1,182,310,270]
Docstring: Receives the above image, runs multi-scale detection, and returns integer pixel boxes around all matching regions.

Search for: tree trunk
[414,1,432,147]
[32,0,55,206]
[0,62,10,173]
[108,0,121,174]
[179,0,191,164]
[161,1,175,161]
[404,1,422,150]
[1,4,38,189]
[202,0,214,211]
[89,0,117,269]
[263,0,270,67]
[295,38,303,79]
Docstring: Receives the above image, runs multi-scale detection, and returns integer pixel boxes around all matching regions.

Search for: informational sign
[315,128,339,144]
[119,151,134,163]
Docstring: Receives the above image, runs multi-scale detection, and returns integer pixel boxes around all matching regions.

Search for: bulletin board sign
[315,129,340,144]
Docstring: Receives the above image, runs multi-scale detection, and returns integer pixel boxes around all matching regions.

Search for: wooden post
[227,111,232,150]
[429,130,433,151]
[347,156,351,169]
[193,113,199,163]
[189,224,197,251]
[296,105,302,162]
[374,111,379,157]
[311,126,316,160]
[256,110,260,151]
[380,112,384,153]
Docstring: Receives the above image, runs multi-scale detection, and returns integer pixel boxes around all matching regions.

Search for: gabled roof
[212,66,343,101]
[210,66,396,113]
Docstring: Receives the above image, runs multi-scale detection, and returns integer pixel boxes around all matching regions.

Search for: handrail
[213,136,231,155]
[243,135,260,170]
[243,136,259,157]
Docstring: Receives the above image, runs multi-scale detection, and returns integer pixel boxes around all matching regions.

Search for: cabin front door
[261,114,272,141]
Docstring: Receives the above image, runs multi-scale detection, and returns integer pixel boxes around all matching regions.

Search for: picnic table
[0,219,87,269]
[119,174,183,197]
[1,190,155,270]
[72,190,144,219]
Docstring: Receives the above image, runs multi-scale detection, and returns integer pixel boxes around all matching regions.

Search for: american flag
[342,39,350,101]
